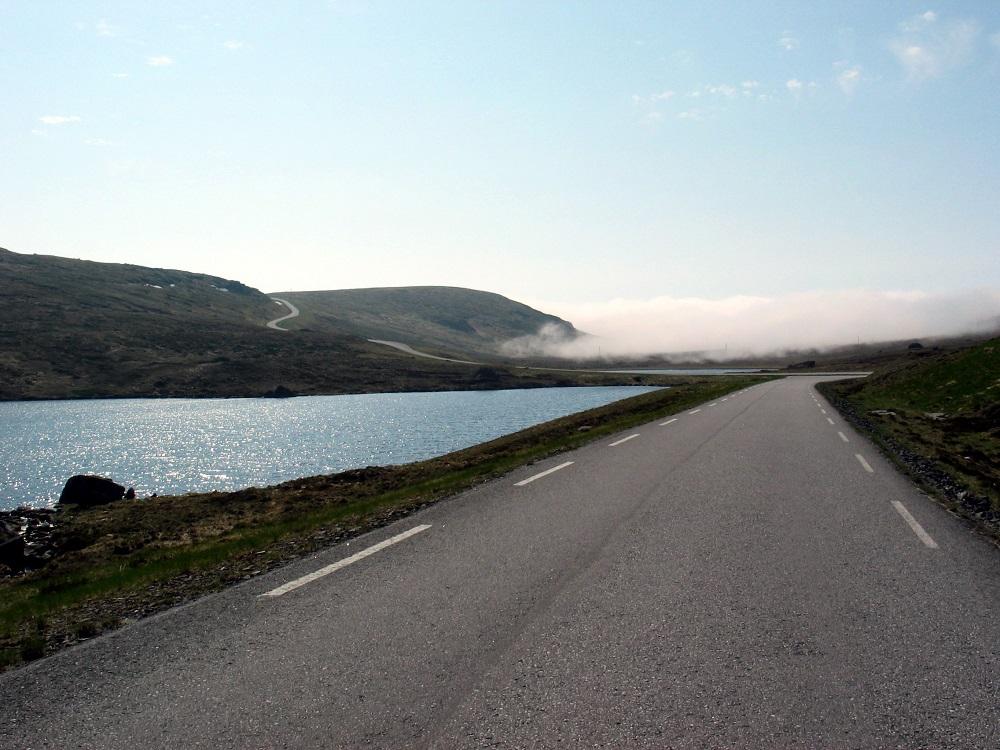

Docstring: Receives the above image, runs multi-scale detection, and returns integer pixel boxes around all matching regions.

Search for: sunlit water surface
[0,386,660,510]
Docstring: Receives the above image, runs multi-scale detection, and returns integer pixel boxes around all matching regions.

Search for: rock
[577,425,593,432]
[262,385,296,398]
[907,341,924,350]
[125,487,136,500]
[0,520,25,569]
[924,412,946,421]
[788,360,817,370]
[58,475,126,507]
[869,409,896,417]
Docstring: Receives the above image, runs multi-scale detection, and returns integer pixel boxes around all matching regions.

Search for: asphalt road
[266,298,301,331]
[2,376,998,749]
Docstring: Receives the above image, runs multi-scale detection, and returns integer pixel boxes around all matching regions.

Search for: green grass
[820,337,999,515]
[0,376,770,670]
[844,339,999,415]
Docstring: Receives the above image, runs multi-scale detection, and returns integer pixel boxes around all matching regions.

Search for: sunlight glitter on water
[0,386,661,509]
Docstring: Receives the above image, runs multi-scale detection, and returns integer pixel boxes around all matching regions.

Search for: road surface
[367,339,482,364]
[2,376,997,748]
[266,298,300,331]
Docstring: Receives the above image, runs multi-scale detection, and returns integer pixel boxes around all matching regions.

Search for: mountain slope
[274,286,580,358]
[0,248,626,400]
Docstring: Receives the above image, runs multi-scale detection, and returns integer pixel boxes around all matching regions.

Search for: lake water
[0,386,661,510]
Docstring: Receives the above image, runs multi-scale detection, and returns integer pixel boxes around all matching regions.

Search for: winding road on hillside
[265,297,300,330]
[368,338,483,364]
[2,377,998,748]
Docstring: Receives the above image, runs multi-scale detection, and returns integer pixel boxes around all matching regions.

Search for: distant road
[265,298,300,330]
[368,338,482,364]
[3,376,996,748]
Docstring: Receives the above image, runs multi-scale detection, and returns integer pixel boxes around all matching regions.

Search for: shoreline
[0,375,772,670]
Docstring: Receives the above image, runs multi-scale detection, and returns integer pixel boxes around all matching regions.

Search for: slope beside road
[265,297,301,330]
[2,376,997,748]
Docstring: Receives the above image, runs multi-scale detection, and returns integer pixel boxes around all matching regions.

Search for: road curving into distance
[265,297,300,330]
[1,376,997,748]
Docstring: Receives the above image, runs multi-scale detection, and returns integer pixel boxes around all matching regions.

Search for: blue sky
[2,2,999,351]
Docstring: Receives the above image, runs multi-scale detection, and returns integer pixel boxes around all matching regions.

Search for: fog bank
[505,288,1000,360]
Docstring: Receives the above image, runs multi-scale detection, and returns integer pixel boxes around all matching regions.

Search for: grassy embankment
[0,375,771,670]
[818,337,999,534]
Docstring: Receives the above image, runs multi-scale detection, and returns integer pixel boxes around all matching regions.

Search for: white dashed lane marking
[515,461,574,487]
[260,525,432,598]
[855,454,875,473]
[609,434,640,447]
[891,501,939,548]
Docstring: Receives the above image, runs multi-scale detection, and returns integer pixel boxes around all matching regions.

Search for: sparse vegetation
[277,286,580,359]
[0,247,664,400]
[819,337,999,533]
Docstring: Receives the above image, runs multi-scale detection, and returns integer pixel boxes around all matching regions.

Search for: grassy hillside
[820,337,999,526]
[0,248,659,400]
[276,286,580,358]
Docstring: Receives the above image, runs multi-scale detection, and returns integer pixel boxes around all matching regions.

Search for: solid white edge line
[891,500,939,548]
[838,431,849,443]
[260,524,432,598]
[688,408,702,415]
[659,418,678,426]
[514,461,574,486]
[610,433,640,447]
[855,454,875,473]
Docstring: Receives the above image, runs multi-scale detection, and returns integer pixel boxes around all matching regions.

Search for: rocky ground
[820,390,999,541]
[0,508,58,575]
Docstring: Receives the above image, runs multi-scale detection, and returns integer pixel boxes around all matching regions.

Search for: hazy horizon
[3,2,999,354]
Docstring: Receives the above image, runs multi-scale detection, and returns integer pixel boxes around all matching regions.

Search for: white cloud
[502,288,1000,359]
[706,83,738,98]
[147,55,174,67]
[633,90,675,105]
[112,72,129,79]
[741,80,759,90]
[38,115,81,125]
[676,109,703,121]
[890,13,979,80]
[786,79,817,97]
[779,34,799,51]
[901,10,938,33]
[835,63,863,94]
[223,39,245,50]
[84,138,112,147]
[95,19,118,37]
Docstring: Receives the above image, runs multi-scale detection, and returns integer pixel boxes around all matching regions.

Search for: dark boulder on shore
[58,475,126,507]
[0,519,25,569]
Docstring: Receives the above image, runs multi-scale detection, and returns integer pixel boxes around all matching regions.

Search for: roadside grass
[0,376,772,670]
[819,337,999,518]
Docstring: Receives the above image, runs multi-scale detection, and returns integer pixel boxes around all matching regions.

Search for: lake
[0,386,661,510]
